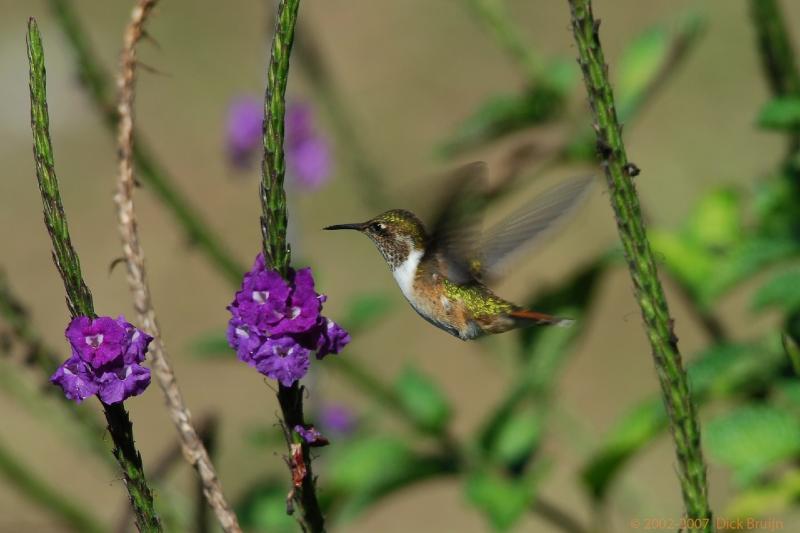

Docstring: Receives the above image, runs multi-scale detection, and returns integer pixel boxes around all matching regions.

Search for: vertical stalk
[749,0,800,175]
[46,0,245,284]
[464,0,541,83]
[27,18,161,532]
[565,1,712,529]
[260,1,325,531]
[114,1,241,530]
[749,0,800,99]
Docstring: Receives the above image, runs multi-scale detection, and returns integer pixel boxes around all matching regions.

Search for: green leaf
[782,332,800,377]
[490,408,543,466]
[340,292,394,335]
[649,230,714,295]
[686,188,742,249]
[581,398,665,499]
[539,57,578,95]
[752,267,800,313]
[189,332,230,359]
[616,26,670,107]
[705,405,800,485]
[326,436,414,493]
[332,452,452,521]
[703,236,799,302]
[394,366,452,434]
[582,340,787,499]
[758,97,800,130]
[465,471,537,531]
[725,470,800,519]
[774,379,800,412]
[236,481,298,532]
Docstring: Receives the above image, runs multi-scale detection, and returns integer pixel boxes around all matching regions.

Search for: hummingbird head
[325,209,427,269]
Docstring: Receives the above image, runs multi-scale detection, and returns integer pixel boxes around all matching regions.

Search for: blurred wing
[425,162,490,282]
[478,174,595,278]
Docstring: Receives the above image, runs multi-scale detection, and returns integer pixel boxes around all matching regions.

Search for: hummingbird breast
[391,249,515,340]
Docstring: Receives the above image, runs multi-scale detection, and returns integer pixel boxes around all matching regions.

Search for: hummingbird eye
[370,222,385,233]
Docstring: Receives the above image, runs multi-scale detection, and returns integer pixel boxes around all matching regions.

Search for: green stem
[260,1,325,530]
[465,0,541,83]
[749,0,800,99]
[0,437,105,533]
[565,1,712,529]
[0,270,110,459]
[103,402,161,532]
[46,0,245,284]
[46,0,408,433]
[27,18,161,532]
[749,0,800,176]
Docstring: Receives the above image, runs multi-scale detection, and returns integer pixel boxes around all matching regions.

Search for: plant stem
[0,270,110,456]
[46,0,245,285]
[0,436,105,533]
[750,0,800,99]
[260,1,325,530]
[27,18,161,532]
[464,0,541,83]
[565,1,712,529]
[46,0,412,437]
[114,1,241,530]
[749,0,800,174]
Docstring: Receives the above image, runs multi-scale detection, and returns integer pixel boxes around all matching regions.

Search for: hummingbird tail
[509,309,575,327]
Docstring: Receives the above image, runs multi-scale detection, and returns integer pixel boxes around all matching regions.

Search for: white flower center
[85,334,104,348]
[290,306,301,320]
[252,290,270,304]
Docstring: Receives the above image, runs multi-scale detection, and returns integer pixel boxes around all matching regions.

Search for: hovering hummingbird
[325,163,594,340]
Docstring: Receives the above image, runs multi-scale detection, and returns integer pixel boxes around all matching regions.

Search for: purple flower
[49,355,98,403]
[97,364,151,405]
[66,316,126,368]
[223,96,332,189]
[294,424,329,446]
[225,96,262,168]
[286,103,332,189]
[268,268,323,335]
[313,318,351,358]
[320,405,357,435]
[253,337,310,387]
[233,268,291,332]
[226,317,264,363]
[51,316,152,404]
[226,253,350,386]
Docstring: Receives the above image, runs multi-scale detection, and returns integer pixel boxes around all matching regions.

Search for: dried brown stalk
[114,2,241,531]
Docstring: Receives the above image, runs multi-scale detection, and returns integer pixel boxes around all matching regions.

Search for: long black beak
[323,222,364,231]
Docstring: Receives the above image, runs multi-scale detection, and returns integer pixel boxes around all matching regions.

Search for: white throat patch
[392,248,423,302]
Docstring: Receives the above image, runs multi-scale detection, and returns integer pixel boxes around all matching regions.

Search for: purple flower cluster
[225,96,262,169]
[225,97,331,189]
[50,316,152,404]
[285,103,331,189]
[227,254,349,386]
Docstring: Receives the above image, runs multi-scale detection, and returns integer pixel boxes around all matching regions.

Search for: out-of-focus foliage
[705,405,800,485]
[394,367,452,434]
[9,1,800,532]
[464,469,539,531]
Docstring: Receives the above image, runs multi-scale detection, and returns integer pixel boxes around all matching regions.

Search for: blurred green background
[2,0,800,531]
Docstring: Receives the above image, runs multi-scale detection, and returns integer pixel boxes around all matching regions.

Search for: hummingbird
[325,163,594,340]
